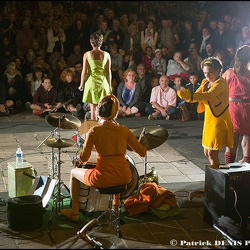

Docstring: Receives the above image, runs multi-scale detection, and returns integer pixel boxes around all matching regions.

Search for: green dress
[83,51,111,104]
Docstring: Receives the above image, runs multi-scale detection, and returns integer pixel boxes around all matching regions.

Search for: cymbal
[129,126,169,151]
[78,120,99,136]
[45,113,81,129]
[44,138,75,148]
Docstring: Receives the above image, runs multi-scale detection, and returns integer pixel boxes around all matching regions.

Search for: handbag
[178,103,191,122]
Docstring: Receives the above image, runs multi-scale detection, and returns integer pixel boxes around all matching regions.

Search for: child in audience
[184,72,203,120]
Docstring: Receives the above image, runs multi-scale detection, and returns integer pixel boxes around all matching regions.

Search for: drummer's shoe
[60,209,79,222]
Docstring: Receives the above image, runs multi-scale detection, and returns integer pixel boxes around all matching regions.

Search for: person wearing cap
[177,57,234,169]
[60,94,146,222]
[151,48,167,77]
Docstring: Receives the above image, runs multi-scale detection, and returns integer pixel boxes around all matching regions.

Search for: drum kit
[37,113,81,222]
[38,112,169,222]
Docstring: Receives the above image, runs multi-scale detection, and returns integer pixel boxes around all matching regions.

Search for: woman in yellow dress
[79,32,112,120]
[177,57,234,168]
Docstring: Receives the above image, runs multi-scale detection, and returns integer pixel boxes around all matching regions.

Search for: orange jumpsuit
[79,120,146,188]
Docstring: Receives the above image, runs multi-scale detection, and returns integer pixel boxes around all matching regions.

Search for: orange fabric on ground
[124,182,178,216]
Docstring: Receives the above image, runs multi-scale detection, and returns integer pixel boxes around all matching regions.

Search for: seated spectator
[67,43,83,68]
[25,67,47,98]
[27,76,58,116]
[116,69,145,117]
[73,61,83,84]
[56,68,84,119]
[136,63,152,104]
[184,72,203,120]
[26,39,45,68]
[142,46,155,74]
[167,50,190,85]
[118,48,136,71]
[1,62,29,113]
[145,75,176,120]
[0,80,14,116]
[151,48,167,77]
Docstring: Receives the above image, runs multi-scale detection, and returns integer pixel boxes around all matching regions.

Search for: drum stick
[138,127,146,142]
[84,113,87,139]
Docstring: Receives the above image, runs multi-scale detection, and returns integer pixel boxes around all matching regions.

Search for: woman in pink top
[223,45,250,164]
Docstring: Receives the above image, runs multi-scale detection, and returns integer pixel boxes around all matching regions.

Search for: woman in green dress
[79,32,112,120]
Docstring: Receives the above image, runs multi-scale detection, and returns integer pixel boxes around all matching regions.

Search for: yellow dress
[194,77,234,150]
[83,51,111,104]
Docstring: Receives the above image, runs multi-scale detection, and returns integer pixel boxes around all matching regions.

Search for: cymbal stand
[37,127,59,179]
[49,116,70,223]
[139,127,149,183]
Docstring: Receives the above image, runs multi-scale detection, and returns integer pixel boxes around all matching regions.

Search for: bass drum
[121,154,139,199]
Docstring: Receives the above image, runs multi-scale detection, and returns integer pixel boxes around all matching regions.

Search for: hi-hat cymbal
[45,113,81,129]
[129,126,169,151]
[44,138,75,148]
[78,120,99,136]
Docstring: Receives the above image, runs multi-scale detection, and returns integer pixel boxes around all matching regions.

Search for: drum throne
[77,157,138,248]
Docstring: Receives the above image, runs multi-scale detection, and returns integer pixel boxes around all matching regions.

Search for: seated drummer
[60,94,146,222]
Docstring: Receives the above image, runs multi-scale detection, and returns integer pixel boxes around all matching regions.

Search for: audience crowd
[0,1,249,120]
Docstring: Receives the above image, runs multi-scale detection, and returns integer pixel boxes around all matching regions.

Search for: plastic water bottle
[16,147,23,168]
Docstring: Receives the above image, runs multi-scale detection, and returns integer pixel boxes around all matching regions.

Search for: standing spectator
[140,19,158,53]
[177,57,234,168]
[15,19,35,59]
[198,26,213,59]
[223,45,250,164]
[151,49,167,77]
[70,18,90,54]
[78,32,112,121]
[116,68,144,117]
[157,16,180,57]
[212,19,235,54]
[122,23,142,65]
[106,18,125,49]
[37,26,48,55]
[0,36,16,76]
[235,23,250,50]
[145,75,176,120]
[95,20,112,51]
[1,10,19,48]
[46,18,66,59]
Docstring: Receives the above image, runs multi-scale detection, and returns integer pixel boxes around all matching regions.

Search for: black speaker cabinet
[204,163,250,226]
